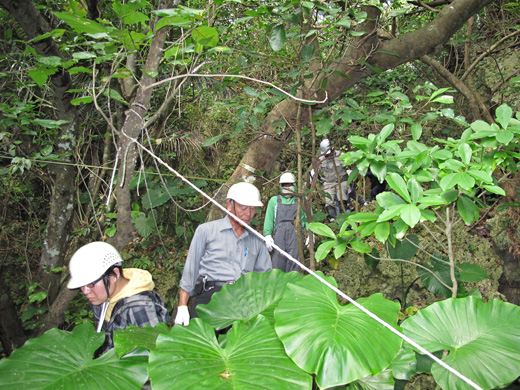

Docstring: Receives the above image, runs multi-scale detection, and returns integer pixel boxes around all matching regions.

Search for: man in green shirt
[263,172,307,272]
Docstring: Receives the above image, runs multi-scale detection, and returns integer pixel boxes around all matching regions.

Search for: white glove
[305,233,314,247]
[174,306,190,326]
[265,235,274,252]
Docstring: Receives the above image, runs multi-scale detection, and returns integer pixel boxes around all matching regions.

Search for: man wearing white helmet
[67,242,170,354]
[175,182,272,327]
[315,138,366,219]
[263,172,307,272]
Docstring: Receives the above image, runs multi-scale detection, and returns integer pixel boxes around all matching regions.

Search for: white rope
[96,301,109,333]
[121,131,483,390]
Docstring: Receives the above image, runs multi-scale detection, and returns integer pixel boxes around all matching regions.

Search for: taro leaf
[386,234,418,261]
[0,323,147,390]
[416,254,456,298]
[401,297,520,390]
[415,350,443,374]
[275,273,402,389]
[389,348,417,380]
[113,323,170,357]
[197,269,303,330]
[148,316,312,390]
[346,369,395,390]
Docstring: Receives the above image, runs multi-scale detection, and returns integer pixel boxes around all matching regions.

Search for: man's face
[227,200,257,225]
[80,277,108,305]
[79,270,118,305]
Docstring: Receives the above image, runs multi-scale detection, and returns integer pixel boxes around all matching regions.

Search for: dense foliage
[1,0,519,387]
[1,271,519,389]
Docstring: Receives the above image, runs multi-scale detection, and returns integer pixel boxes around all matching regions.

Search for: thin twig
[143,72,328,104]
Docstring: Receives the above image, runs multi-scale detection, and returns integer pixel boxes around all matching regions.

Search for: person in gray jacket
[314,138,366,219]
[174,182,272,327]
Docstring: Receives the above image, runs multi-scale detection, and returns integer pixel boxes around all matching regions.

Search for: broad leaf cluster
[1,270,519,389]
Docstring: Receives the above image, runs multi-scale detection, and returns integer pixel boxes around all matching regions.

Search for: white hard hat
[320,139,331,154]
[226,182,263,207]
[280,172,296,184]
[67,242,123,289]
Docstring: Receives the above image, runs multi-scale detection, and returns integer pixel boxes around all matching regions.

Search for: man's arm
[178,288,190,306]
[175,288,191,326]
[263,196,276,236]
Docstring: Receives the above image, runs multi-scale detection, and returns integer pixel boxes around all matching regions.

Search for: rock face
[322,204,506,308]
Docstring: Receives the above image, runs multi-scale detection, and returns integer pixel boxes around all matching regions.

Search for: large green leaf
[377,204,407,222]
[457,195,480,225]
[346,370,395,390]
[483,184,505,196]
[54,12,111,34]
[408,179,423,203]
[269,24,286,51]
[495,103,512,129]
[192,26,219,48]
[458,143,472,165]
[417,254,456,298]
[308,222,336,238]
[197,269,303,329]
[113,323,170,357]
[456,262,489,283]
[376,192,406,208]
[0,323,147,389]
[374,222,390,243]
[389,348,417,380]
[148,316,312,390]
[401,297,520,390]
[316,239,336,261]
[386,173,411,203]
[400,204,421,227]
[370,160,387,184]
[386,235,419,261]
[275,274,402,389]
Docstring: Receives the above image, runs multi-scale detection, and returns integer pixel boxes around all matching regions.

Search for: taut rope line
[121,129,483,390]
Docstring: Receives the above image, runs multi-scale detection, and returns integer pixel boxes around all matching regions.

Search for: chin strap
[96,301,109,333]
[96,275,112,333]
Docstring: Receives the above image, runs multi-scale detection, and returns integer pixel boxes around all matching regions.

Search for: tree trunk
[0,278,26,355]
[0,0,79,333]
[113,0,175,250]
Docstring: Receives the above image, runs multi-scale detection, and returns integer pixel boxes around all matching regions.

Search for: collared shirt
[179,215,272,295]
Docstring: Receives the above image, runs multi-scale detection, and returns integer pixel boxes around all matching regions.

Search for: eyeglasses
[84,275,104,289]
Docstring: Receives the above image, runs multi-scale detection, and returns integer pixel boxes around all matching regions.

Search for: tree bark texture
[113,0,175,250]
[0,278,26,355]
[226,0,497,193]
[0,0,79,328]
